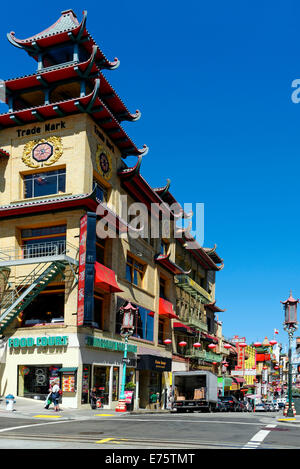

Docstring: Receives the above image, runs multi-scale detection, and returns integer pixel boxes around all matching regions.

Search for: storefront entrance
[92,365,120,408]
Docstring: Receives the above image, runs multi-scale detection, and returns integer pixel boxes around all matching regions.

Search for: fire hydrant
[5,394,15,411]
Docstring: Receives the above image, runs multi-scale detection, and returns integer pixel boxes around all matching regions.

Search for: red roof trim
[0,148,10,158]
[155,254,187,275]
[205,301,226,313]
[0,193,97,218]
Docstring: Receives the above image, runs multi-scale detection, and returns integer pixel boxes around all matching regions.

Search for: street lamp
[115,302,138,412]
[281,291,299,417]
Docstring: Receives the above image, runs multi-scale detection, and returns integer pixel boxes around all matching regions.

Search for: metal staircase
[0,261,67,334]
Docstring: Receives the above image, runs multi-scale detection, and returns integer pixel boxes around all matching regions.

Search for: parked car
[219,396,239,412]
[278,402,285,409]
[216,399,227,412]
[255,403,266,412]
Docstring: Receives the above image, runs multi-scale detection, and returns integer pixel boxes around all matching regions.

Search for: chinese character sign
[77,215,87,326]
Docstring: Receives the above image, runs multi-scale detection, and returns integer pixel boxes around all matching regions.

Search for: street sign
[122,358,131,365]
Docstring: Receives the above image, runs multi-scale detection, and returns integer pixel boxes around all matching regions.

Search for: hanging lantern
[223,343,231,349]
[179,341,187,347]
[269,340,277,346]
[164,339,172,345]
[239,342,247,348]
[252,366,256,370]
[253,342,262,347]
[212,361,217,365]
[263,366,268,370]
[193,342,201,348]
[208,343,216,349]
[281,291,299,326]
[224,363,229,367]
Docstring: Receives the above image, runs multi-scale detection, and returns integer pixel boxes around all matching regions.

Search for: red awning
[173,322,195,333]
[232,377,245,384]
[159,298,179,320]
[94,262,123,293]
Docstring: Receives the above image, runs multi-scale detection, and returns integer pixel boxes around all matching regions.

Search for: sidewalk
[0,397,170,420]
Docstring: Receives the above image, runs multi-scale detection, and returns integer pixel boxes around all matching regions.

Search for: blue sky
[1,0,300,347]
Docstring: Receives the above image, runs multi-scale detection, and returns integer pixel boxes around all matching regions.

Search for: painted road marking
[278,418,296,422]
[243,425,277,449]
[96,437,128,444]
[0,420,74,433]
[94,414,115,417]
[33,415,61,419]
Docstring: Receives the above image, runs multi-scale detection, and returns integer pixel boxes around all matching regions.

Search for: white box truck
[172,371,218,412]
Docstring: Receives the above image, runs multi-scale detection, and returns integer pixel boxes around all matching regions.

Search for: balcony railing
[0,241,79,267]
[185,316,208,332]
[185,348,222,362]
[175,274,212,303]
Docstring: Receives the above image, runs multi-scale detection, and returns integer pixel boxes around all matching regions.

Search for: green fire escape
[0,242,78,334]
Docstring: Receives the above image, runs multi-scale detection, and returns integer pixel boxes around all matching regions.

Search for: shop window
[158,318,165,345]
[21,225,66,258]
[116,298,154,342]
[93,181,107,203]
[82,365,91,404]
[112,367,119,401]
[21,286,65,326]
[93,366,110,406]
[24,169,66,199]
[96,236,106,265]
[126,254,145,288]
[18,365,61,399]
[159,277,167,299]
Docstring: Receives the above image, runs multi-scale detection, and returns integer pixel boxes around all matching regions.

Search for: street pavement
[0,396,300,426]
[0,396,170,420]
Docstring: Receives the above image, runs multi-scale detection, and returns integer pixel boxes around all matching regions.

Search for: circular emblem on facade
[96,144,112,180]
[22,136,63,168]
[32,142,53,162]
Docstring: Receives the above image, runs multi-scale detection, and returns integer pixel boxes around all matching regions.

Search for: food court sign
[8,336,68,348]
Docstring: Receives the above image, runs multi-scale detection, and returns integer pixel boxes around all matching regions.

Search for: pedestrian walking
[51,382,62,412]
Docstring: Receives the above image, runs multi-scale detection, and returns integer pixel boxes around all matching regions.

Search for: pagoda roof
[4,49,141,123]
[7,10,119,70]
[153,180,186,218]
[0,190,98,219]
[203,245,223,264]
[154,253,189,275]
[204,301,226,313]
[0,79,147,158]
[175,230,224,272]
[118,157,180,218]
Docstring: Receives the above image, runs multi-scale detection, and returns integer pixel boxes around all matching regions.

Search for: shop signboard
[85,336,137,354]
[8,335,68,348]
[137,355,172,372]
[124,390,134,403]
[77,214,87,326]
[77,212,97,326]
